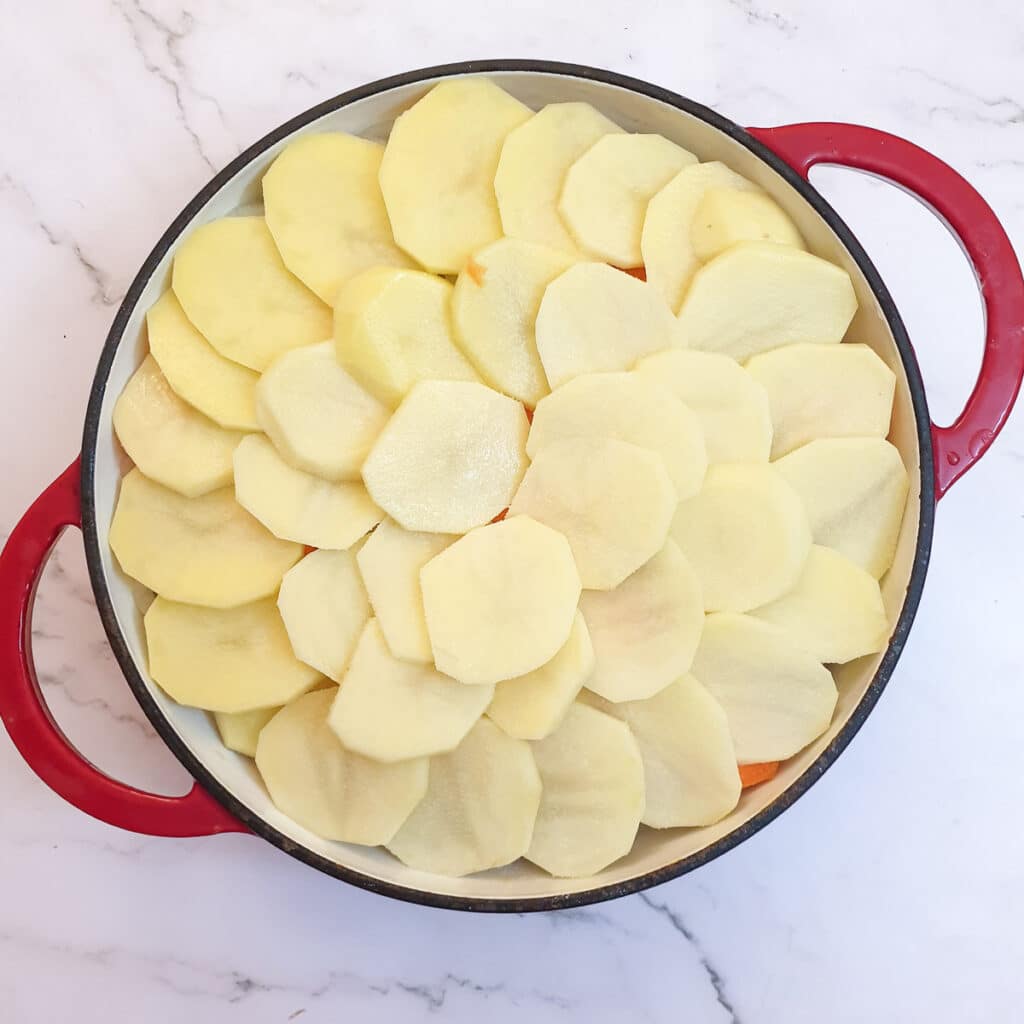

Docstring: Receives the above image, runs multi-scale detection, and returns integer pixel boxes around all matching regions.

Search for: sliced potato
[691,613,838,763]
[387,717,541,877]
[745,343,896,458]
[215,706,279,758]
[635,348,772,463]
[420,516,581,685]
[510,437,675,590]
[671,463,811,612]
[362,380,529,534]
[257,689,428,845]
[774,438,909,578]
[113,356,244,498]
[690,187,805,262]
[559,134,697,267]
[110,469,302,607]
[171,216,331,371]
[676,242,858,361]
[526,702,644,878]
[379,79,531,273]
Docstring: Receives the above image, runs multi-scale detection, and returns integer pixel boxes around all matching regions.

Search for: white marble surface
[2,1,1023,1020]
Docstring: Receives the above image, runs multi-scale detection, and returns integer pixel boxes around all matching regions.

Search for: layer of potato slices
[215,706,280,758]
[690,187,804,261]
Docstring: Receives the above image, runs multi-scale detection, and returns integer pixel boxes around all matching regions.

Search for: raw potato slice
[215,706,279,758]
[109,469,302,607]
[642,161,759,311]
[452,238,572,406]
[379,79,532,273]
[691,613,838,763]
[263,132,414,304]
[559,133,697,267]
[387,718,541,877]
[278,548,370,680]
[145,596,322,712]
[585,676,740,828]
[257,689,428,845]
[635,349,772,463]
[774,438,909,578]
[526,702,644,878]
[234,434,382,550]
[751,546,888,664]
[745,343,897,458]
[676,242,858,361]
[691,187,805,262]
[147,291,259,430]
[334,268,479,408]
[580,540,704,702]
[172,216,332,371]
[527,371,707,499]
[362,380,529,534]
[355,519,455,663]
[671,463,811,612]
[113,356,245,497]
[495,102,624,256]
[487,612,594,740]
[510,437,675,590]
[420,516,581,685]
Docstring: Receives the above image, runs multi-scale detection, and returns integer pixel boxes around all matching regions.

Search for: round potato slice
[214,706,280,758]
[534,263,678,391]
[690,187,805,262]
[361,380,529,534]
[691,613,838,763]
[262,132,414,304]
[171,216,332,371]
[387,717,541,877]
[257,689,428,846]
[580,540,704,703]
[145,596,323,712]
[510,437,675,591]
[526,702,644,878]
[559,134,697,267]
[109,469,302,607]
[113,355,245,498]
[420,516,581,686]
[671,464,811,612]
[379,79,531,274]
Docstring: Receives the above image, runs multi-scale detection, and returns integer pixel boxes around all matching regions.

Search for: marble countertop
[2,2,1023,1020]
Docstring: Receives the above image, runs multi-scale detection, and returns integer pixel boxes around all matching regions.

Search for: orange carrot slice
[739,761,780,788]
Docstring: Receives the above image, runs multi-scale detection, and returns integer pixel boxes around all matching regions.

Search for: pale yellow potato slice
[691,613,838,763]
[451,238,572,406]
[355,518,455,664]
[172,216,331,371]
[642,161,758,312]
[257,689,428,846]
[147,291,259,430]
[526,702,644,878]
[746,343,897,458]
[420,516,581,685]
[113,355,245,498]
[145,596,323,712]
[559,134,697,267]
[362,380,529,534]
[263,132,414,304]
[510,437,674,590]
[676,242,858,361]
[774,438,909,578]
[387,717,541,877]
[671,463,811,612]
[495,102,623,256]
[214,706,279,758]
[691,187,805,262]
[334,267,479,408]
[277,548,370,680]
[487,612,594,740]
[109,469,302,607]
[580,540,704,703]
[534,263,678,390]
[635,348,772,463]
[379,79,531,274]
[527,371,707,499]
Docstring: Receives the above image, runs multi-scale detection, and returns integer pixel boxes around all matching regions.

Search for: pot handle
[747,123,1024,499]
[0,459,246,837]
